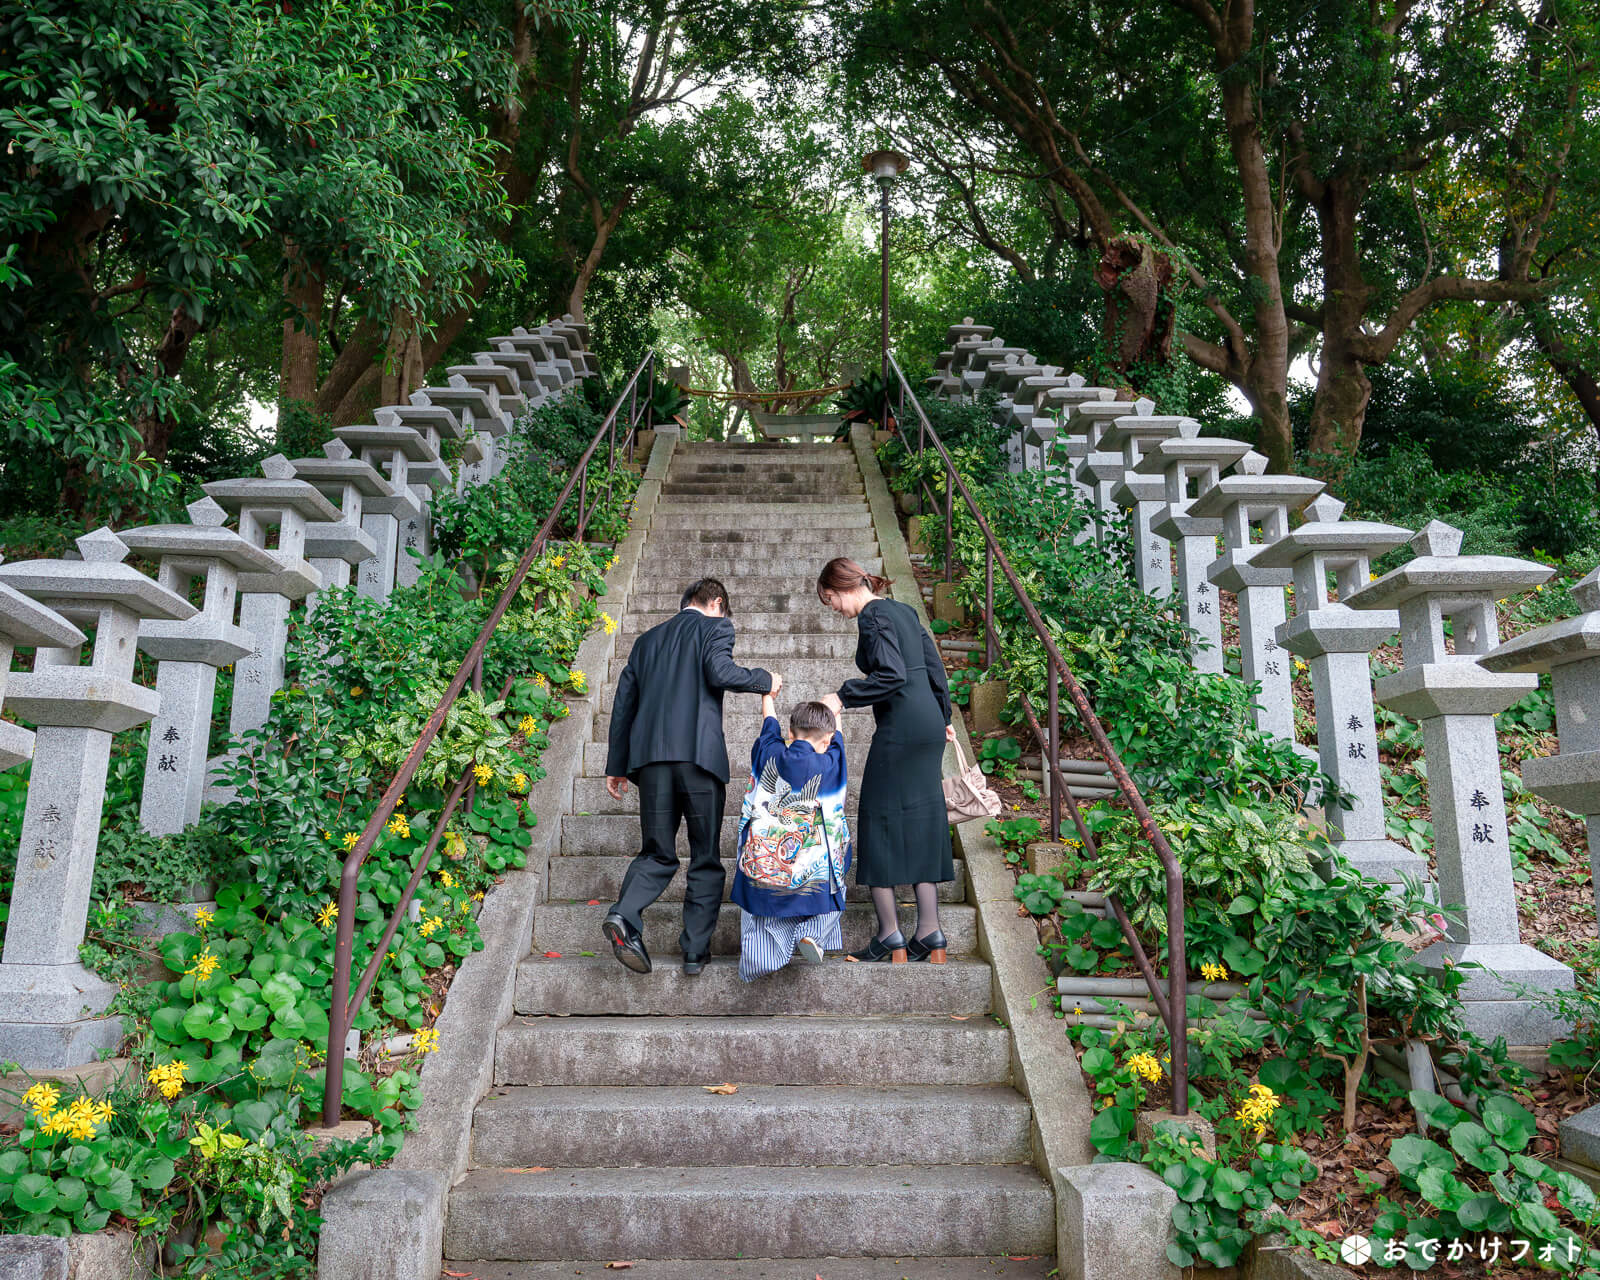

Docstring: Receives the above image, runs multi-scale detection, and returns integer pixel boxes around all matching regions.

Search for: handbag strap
[950,733,967,772]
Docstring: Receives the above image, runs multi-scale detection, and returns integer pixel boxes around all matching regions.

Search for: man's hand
[606,775,629,801]
[769,672,784,697]
[821,692,843,717]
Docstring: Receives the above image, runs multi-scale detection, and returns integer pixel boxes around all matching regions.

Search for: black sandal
[846,930,907,964]
[907,930,948,964]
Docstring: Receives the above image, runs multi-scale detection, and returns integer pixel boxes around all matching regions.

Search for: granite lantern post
[0,529,196,1066]
[374,403,463,586]
[1140,426,1253,673]
[0,574,85,772]
[1071,400,1141,542]
[1103,400,1195,601]
[1187,454,1325,743]
[203,457,336,737]
[1481,565,1600,918]
[1254,495,1424,883]
[421,376,503,488]
[119,498,285,835]
[1345,521,1574,1041]
[292,440,387,598]
[330,423,432,601]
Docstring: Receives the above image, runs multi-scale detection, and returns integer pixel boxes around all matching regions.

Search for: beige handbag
[943,737,1002,823]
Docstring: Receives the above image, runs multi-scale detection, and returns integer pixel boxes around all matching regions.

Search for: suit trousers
[613,761,727,959]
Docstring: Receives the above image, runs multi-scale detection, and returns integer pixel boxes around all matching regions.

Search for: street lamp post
[862,149,908,431]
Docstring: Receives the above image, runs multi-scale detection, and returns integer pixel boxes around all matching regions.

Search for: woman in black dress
[817,557,955,963]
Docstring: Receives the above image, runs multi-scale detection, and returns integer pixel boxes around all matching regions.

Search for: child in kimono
[731,695,851,981]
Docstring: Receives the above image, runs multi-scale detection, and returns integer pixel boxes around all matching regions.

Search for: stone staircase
[441,441,1056,1273]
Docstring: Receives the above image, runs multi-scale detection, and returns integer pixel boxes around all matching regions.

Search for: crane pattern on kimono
[736,760,843,893]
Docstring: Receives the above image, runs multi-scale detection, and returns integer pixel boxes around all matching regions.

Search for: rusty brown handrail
[321,352,657,1127]
[886,353,1190,1112]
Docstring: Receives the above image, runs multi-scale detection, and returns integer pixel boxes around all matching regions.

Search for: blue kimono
[731,717,852,979]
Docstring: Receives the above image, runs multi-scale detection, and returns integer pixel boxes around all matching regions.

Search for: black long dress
[838,597,954,887]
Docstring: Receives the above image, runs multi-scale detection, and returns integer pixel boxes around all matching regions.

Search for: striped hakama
[738,909,844,982]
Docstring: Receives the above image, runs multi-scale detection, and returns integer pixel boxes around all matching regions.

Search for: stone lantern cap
[291,449,395,503]
[969,345,1026,374]
[932,350,954,372]
[1134,431,1253,477]
[533,327,573,360]
[417,383,505,434]
[333,423,445,461]
[1185,472,1325,521]
[452,361,519,396]
[488,346,541,387]
[201,475,341,525]
[1064,398,1135,436]
[555,314,591,345]
[387,401,468,440]
[947,335,993,374]
[993,357,1040,394]
[0,577,85,650]
[1252,494,1412,569]
[1098,400,1192,455]
[1343,521,1554,612]
[945,317,994,344]
[0,528,198,625]
[490,332,555,362]
[1479,567,1600,675]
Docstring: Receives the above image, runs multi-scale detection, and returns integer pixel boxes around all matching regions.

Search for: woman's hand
[945,723,957,743]
[821,692,844,717]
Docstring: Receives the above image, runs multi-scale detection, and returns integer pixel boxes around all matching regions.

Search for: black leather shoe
[682,954,708,976]
[845,931,907,963]
[602,911,651,974]
[907,929,948,964]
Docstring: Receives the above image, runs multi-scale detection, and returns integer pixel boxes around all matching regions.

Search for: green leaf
[1416,1165,1472,1212]
[1388,1134,1455,1181]
[1480,1094,1536,1153]
[1080,1046,1114,1075]
[12,1172,58,1214]
[1449,1121,1510,1173]
[1408,1090,1468,1131]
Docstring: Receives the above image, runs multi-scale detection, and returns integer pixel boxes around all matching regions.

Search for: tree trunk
[279,244,324,410]
[1094,236,1176,375]
[1525,303,1600,466]
[1305,182,1374,462]
[132,305,201,463]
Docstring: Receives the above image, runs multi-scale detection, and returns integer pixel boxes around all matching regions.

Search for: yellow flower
[316,902,339,929]
[606,556,617,571]
[342,831,360,850]
[1234,1082,1281,1137]
[511,771,529,793]
[534,672,549,690]
[65,1108,98,1141]
[420,915,443,938]
[601,612,616,635]
[1199,961,1228,983]
[186,949,220,981]
[568,670,587,693]
[387,813,412,838]
[1126,1052,1163,1084]
[414,1027,440,1054]
[1072,1006,1083,1016]
[38,1108,70,1136]
[91,1099,116,1124]
[322,829,333,841]
[517,714,536,735]
[473,762,493,786]
[459,900,471,913]
[551,553,566,569]
[350,686,363,698]
[472,891,485,902]
[439,870,455,889]
[147,1061,188,1100]
[22,1082,60,1120]
[194,907,214,929]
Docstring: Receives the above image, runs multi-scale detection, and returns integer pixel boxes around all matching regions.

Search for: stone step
[601,664,867,710]
[446,1257,1058,1280]
[571,773,865,814]
[661,479,865,494]
[651,509,872,530]
[659,528,881,548]
[621,610,859,635]
[444,1163,1054,1260]
[618,630,860,659]
[533,901,978,957]
[668,467,863,483]
[495,1015,1014,1087]
[514,955,992,1017]
[589,710,879,746]
[564,812,899,858]
[674,443,852,454]
[626,590,849,614]
[634,554,883,579]
[543,856,966,902]
[656,492,864,505]
[471,1084,1031,1169]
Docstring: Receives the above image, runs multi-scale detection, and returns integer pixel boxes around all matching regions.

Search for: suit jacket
[605,608,773,783]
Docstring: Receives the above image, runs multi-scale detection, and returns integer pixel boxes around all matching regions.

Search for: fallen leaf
[949,1015,969,1021]
[703,1082,739,1095]
[543,951,562,958]
[442,1272,477,1278]
[605,1263,634,1270]
[1007,1256,1040,1262]
[510,1166,551,1173]
[587,900,601,906]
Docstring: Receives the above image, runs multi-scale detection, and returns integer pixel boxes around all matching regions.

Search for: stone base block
[127,900,216,940]
[969,679,1008,733]
[0,1230,153,1280]
[0,1058,134,1125]
[307,1119,374,1153]
[1028,842,1075,875]
[1137,1109,1217,1157]
[932,582,966,625]
[317,1168,448,1280]
[1331,837,1432,887]
[0,963,123,1069]
[897,490,919,516]
[871,429,894,447]
[1416,939,1574,1001]
[1058,1162,1178,1280]
[906,516,929,555]
[1560,1101,1600,1172]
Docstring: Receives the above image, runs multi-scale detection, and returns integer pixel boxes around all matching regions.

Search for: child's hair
[789,701,836,741]
[817,556,892,600]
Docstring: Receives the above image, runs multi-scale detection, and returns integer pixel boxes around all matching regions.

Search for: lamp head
[862,148,910,188]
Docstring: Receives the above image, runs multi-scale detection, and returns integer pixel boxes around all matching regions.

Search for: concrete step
[495,1015,1014,1087]
[601,663,867,710]
[658,528,880,548]
[514,955,992,1017]
[533,901,978,957]
[661,479,865,493]
[669,467,863,483]
[619,630,860,659]
[571,773,865,814]
[590,710,878,746]
[543,856,966,903]
[564,812,896,858]
[634,555,883,579]
[620,610,860,636]
[651,509,871,530]
[444,1163,1054,1260]
[471,1084,1031,1169]
[446,1257,1058,1280]
[626,590,851,614]
[656,492,864,505]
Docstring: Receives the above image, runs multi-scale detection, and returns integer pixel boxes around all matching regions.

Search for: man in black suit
[602,578,780,975]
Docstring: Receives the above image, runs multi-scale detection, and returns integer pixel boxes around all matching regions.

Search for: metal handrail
[885,353,1190,1111]
[321,351,657,1127]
